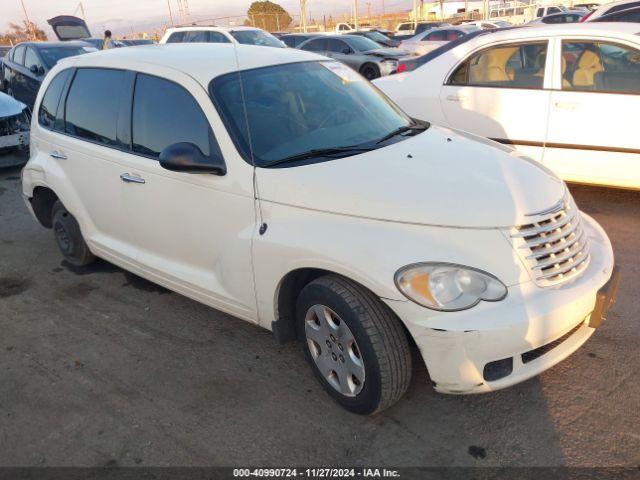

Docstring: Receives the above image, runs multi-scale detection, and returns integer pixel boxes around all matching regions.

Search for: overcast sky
[3,0,413,36]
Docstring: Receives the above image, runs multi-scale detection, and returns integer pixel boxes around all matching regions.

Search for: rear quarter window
[38,69,73,130]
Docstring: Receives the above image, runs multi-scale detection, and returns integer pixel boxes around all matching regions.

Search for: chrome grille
[511,195,590,287]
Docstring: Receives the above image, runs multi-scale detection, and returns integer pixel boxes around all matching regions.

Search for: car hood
[256,126,565,229]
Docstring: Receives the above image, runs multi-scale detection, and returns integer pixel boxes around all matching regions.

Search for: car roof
[464,22,640,41]
[165,25,260,33]
[56,43,323,87]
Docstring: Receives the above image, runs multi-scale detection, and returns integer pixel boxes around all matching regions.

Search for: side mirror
[342,48,352,54]
[30,64,44,75]
[159,142,226,175]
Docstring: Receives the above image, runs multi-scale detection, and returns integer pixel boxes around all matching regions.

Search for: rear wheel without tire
[51,201,95,267]
[297,274,412,415]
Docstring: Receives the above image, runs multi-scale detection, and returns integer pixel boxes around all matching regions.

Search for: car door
[327,38,357,68]
[545,38,640,188]
[439,39,553,162]
[116,69,257,321]
[50,67,139,259]
[22,47,45,108]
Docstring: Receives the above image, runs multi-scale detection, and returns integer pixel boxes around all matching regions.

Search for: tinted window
[65,68,125,146]
[450,42,547,88]
[132,74,212,159]
[425,31,446,41]
[39,46,91,69]
[38,69,72,129]
[166,32,184,43]
[562,41,640,93]
[182,30,209,42]
[12,45,26,65]
[548,7,561,13]
[346,36,381,51]
[24,47,42,70]
[230,30,283,48]
[208,31,231,43]
[282,36,297,48]
[211,61,412,166]
[608,1,640,13]
[328,39,350,53]
[301,38,327,51]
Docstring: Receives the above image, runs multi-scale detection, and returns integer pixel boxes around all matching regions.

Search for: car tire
[360,64,380,80]
[296,274,412,415]
[51,200,96,267]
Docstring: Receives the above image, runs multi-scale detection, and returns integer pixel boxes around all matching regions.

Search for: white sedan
[399,25,480,56]
[375,24,640,189]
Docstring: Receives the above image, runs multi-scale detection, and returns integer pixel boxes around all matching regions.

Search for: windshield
[365,31,389,42]
[39,46,93,68]
[348,36,383,51]
[210,61,415,167]
[230,30,283,48]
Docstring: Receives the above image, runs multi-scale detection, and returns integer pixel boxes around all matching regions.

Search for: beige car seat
[573,50,604,88]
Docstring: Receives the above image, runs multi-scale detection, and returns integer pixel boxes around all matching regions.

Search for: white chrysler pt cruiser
[22,44,619,414]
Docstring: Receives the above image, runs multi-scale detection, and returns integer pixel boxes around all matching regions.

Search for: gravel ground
[0,164,638,467]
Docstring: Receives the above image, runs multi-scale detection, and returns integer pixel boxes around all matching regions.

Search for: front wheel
[297,275,412,415]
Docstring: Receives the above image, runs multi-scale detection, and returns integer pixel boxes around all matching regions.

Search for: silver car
[298,35,409,80]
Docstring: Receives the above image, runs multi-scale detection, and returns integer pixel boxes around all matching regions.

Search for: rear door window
[182,31,209,42]
[301,38,327,52]
[449,41,548,89]
[38,68,72,130]
[561,41,640,93]
[131,74,214,159]
[208,31,230,43]
[65,68,125,146]
[166,32,184,42]
[24,47,43,71]
[12,45,26,65]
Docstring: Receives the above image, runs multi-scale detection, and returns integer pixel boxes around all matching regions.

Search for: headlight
[394,263,507,311]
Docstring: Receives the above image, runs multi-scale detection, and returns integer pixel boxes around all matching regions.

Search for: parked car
[2,41,97,108]
[590,4,640,21]
[349,30,401,48]
[529,11,587,24]
[582,0,640,20]
[22,43,617,414]
[374,23,640,189]
[119,39,156,46]
[46,15,123,49]
[334,22,376,33]
[534,5,573,17]
[464,20,513,29]
[400,25,480,56]
[0,46,11,92]
[574,3,601,9]
[395,21,450,37]
[0,92,30,168]
[298,35,408,79]
[281,33,323,48]
[160,26,284,48]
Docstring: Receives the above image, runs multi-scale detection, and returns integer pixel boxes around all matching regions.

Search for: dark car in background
[592,5,640,21]
[349,30,401,48]
[120,39,155,46]
[281,33,322,48]
[0,46,12,92]
[2,41,96,108]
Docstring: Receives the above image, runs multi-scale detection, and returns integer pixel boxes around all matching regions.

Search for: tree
[0,20,47,45]
[245,1,292,31]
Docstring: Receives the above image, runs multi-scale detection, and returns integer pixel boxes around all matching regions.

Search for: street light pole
[300,0,307,32]
[353,0,359,29]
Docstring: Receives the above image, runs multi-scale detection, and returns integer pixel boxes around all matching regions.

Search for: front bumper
[383,213,616,394]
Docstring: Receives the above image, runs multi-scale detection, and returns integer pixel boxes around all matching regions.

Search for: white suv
[22,43,618,414]
[159,26,284,48]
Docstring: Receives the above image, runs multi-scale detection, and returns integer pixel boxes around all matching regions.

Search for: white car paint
[375,23,640,189]
[22,44,615,400]
[159,25,283,47]
[584,0,640,20]
[400,25,480,56]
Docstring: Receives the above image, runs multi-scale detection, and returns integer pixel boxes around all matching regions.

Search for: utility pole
[167,0,174,26]
[412,0,417,29]
[353,0,359,29]
[19,0,34,40]
[300,0,308,32]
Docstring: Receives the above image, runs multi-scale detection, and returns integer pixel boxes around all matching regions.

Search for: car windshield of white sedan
[210,61,420,167]
[348,36,383,51]
[230,30,283,48]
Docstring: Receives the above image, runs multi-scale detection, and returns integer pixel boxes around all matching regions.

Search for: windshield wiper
[262,146,375,168]
[375,123,428,145]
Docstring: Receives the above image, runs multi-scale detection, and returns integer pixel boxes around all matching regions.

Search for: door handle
[446,95,467,102]
[120,173,146,184]
[49,150,67,160]
[554,101,579,111]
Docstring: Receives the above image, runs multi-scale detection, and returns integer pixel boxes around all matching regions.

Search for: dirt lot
[0,164,638,467]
